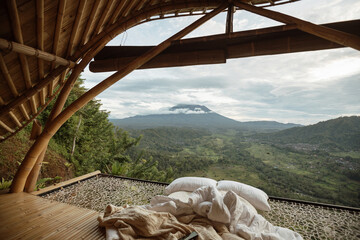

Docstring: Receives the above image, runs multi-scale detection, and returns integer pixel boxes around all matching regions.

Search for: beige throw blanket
[98,204,243,240]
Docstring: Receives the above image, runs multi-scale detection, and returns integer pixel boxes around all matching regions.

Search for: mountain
[110,104,300,132]
[252,116,360,151]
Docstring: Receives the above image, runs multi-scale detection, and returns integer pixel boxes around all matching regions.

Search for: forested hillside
[0,77,174,190]
[252,116,360,151]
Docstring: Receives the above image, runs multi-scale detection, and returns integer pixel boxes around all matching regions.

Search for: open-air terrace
[1,172,358,239]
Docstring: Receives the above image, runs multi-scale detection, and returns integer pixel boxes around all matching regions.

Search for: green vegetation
[0,76,174,186]
[126,122,360,208]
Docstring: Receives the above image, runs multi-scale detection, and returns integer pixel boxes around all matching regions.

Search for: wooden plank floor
[0,192,105,240]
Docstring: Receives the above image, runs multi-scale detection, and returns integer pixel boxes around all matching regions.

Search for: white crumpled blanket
[146,186,303,240]
[98,186,302,240]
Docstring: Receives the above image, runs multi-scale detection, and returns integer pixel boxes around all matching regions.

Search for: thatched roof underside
[0,0,358,141]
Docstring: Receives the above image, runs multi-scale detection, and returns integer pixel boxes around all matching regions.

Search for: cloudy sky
[82,0,360,125]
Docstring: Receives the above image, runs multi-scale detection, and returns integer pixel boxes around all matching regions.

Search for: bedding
[98,186,303,240]
[164,177,217,195]
[217,180,271,211]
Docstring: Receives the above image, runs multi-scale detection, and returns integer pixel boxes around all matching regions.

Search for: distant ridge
[252,116,360,151]
[110,104,301,132]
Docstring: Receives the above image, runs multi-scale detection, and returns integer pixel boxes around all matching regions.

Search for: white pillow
[217,180,271,211]
[164,177,217,195]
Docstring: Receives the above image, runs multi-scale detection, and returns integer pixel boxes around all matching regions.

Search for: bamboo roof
[0,0,358,142]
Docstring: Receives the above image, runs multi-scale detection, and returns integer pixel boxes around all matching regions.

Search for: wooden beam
[31,171,101,195]
[80,0,101,46]
[7,0,33,89]
[226,5,235,34]
[0,120,14,133]
[9,111,22,128]
[7,0,37,116]
[122,0,139,17]
[94,0,114,35]
[19,104,30,121]
[36,0,44,82]
[234,0,360,51]
[10,3,227,193]
[135,0,148,11]
[0,38,76,68]
[67,0,87,57]
[108,0,128,25]
[91,20,359,71]
[0,53,18,97]
[0,66,66,120]
[52,0,67,70]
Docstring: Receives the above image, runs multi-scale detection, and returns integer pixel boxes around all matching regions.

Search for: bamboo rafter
[36,0,44,79]
[0,66,67,120]
[0,120,14,133]
[80,0,101,46]
[94,0,115,35]
[123,0,140,17]
[19,104,30,121]
[0,39,76,68]
[9,111,22,128]
[0,53,18,97]
[0,97,5,106]
[36,0,45,105]
[67,0,87,57]
[108,0,129,25]
[7,0,37,116]
[49,0,66,97]
[234,0,360,51]
[0,77,66,141]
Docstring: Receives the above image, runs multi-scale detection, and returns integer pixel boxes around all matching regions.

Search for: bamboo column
[233,0,360,51]
[24,120,44,192]
[10,3,227,193]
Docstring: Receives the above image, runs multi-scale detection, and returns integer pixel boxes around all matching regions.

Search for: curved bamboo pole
[234,0,360,51]
[10,3,227,193]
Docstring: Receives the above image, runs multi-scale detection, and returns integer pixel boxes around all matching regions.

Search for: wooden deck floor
[0,192,105,240]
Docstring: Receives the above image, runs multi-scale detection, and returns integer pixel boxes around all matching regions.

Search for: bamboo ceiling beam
[7,0,33,89]
[19,104,30,121]
[0,120,14,133]
[36,0,44,80]
[0,97,4,106]
[94,0,114,35]
[36,0,45,105]
[135,0,148,11]
[50,0,66,98]
[123,0,140,18]
[0,66,66,120]
[51,0,66,70]
[234,0,360,51]
[80,0,101,46]
[9,111,22,128]
[67,0,87,57]
[108,0,128,25]
[10,3,228,193]
[0,80,65,142]
[0,39,76,68]
[7,0,37,115]
[0,53,18,97]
